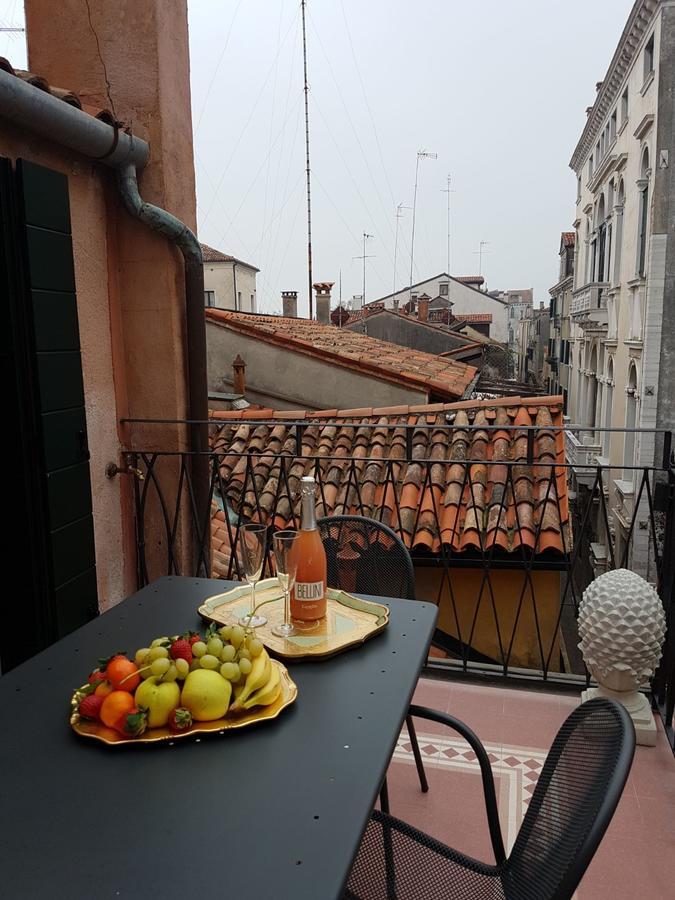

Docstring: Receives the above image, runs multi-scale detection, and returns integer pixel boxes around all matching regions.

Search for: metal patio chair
[318,515,428,813]
[345,697,635,900]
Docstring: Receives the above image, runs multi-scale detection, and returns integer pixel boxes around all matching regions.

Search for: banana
[229,649,271,710]
[240,662,281,710]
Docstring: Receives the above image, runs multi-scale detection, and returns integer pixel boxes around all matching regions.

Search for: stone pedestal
[581,685,656,746]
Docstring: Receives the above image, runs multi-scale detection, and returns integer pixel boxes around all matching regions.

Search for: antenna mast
[301,0,314,318]
[441,174,452,274]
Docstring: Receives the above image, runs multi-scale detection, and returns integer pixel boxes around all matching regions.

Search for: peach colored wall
[12,0,201,603]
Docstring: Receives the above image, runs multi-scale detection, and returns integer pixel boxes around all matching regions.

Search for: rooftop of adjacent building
[200,243,260,271]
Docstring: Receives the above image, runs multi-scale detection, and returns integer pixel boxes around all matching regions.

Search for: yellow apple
[180,670,232,721]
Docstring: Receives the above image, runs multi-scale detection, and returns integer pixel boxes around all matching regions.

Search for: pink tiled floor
[385,677,675,899]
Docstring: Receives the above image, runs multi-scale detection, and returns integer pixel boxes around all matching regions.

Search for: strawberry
[87,669,107,686]
[78,694,104,720]
[187,632,202,646]
[115,707,148,738]
[170,638,193,665]
[168,707,193,733]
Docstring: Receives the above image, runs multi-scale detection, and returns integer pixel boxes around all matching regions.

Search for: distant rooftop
[200,243,259,271]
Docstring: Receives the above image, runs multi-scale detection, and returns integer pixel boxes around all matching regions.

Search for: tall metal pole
[393,202,410,311]
[409,149,437,303]
[362,232,373,306]
[441,174,452,274]
[301,0,314,318]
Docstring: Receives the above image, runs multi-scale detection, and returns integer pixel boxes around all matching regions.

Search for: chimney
[418,297,429,322]
[282,290,298,318]
[232,354,246,395]
[314,282,334,324]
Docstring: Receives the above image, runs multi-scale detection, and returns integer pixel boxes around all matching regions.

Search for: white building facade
[202,243,258,313]
[370,273,509,343]
[567,0,675,576]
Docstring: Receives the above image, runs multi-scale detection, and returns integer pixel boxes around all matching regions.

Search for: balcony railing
[571,282,609,330]
[122,419,675,752]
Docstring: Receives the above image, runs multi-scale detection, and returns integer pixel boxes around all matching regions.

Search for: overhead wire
[193,0,244,137]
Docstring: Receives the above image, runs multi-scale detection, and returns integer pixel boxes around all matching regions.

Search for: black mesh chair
[318,515,428,812]
[345,697,635,900]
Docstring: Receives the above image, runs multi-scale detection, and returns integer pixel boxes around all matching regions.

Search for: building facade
[202,243,258,313]
[566,0,675,578]
[369,273,509,343]
[547,232,576,411]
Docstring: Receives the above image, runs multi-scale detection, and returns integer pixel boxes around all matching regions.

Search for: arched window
[637,148,650,277]
[604,356,614,455]
[623,362,639,481]
[586,344,599,435]
[613,179,625,284]
[596,194,607,282]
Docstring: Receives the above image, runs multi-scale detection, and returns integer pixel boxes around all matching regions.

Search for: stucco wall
[204,261,257,312]
[345,313,475,357]
[207,322,429,410]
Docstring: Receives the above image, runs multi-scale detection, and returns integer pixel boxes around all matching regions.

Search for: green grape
[151,657,171,677]
[206,637,223,656]
[141,665,154,680]
[200,654,219,670]
[189,659,201,671]
[148,646,169,661]
[192,641,207,658]
[230,626,245,649]
[220,662,241,682]
[239,657,253,676]
[219,625,232,640]
[238,647,252,661]
[220,644,236,663]
[162,664,178,682]
[151,637,168,648]
[135,648,150,667]
[174,658,189,678]
[248,638,264,658]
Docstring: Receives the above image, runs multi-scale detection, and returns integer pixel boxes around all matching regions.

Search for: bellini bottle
[291,476,327,621]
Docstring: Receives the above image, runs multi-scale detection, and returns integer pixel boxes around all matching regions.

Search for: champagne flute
[271,530,299,638]
[238,523,268,627]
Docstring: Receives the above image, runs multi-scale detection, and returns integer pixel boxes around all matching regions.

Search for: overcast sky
[1,0,636,315]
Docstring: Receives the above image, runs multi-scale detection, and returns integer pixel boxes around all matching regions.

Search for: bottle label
[295,581,324,601]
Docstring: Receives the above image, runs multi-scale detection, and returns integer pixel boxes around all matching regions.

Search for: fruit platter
[70,623,297,745]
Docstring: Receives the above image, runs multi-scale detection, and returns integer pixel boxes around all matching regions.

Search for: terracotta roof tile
[210,395,571,564]
[205,309,477,401]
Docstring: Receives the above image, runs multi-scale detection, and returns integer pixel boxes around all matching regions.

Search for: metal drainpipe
[0,71,210,573]
[117,166,210,575]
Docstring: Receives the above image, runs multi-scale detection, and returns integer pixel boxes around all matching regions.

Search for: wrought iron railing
[123,419,675,750]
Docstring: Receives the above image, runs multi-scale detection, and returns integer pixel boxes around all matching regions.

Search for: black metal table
[0,576,436,900]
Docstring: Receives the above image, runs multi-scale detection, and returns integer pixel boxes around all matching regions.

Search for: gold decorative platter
[198,579,390,660]
[70,660,297,746]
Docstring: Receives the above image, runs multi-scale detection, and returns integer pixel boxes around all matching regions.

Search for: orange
[106,657,140,693]
[95,680,113,698]
[100,691,135,728]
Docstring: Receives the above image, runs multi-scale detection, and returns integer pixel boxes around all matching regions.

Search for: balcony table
[0,576,436,900]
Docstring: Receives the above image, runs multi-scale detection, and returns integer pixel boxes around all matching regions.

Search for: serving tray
[198,578,389,660]
[70,660,297,746]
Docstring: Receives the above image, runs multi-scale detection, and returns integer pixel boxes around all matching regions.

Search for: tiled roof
[0,56,118,124]
[200,243,259,271]
[453,314,493,324]
[205,310,477,401]
[456,276,485,285]
[562,232,576,248]
[209,395,570,560]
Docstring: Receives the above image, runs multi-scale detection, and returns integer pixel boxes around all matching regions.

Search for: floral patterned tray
[198,579,389,660]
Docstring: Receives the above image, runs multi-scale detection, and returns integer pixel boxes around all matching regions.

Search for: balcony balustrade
[571,282,609,331]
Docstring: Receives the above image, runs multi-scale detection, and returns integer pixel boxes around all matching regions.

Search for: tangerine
[99,691,135,728]
[106,656,140,692]
[94,680,113,698]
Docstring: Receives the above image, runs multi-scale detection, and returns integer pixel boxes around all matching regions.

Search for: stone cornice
[569,0,659,172]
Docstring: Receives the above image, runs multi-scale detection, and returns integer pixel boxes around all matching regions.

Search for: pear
[134,677,180,728]
[181,669,232,721]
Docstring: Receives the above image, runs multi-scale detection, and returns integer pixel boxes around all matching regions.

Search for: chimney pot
[314,281,334,324]
[281,290,298,318]
[232,354,246,395]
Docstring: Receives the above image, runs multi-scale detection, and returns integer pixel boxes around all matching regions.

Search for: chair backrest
[317,515,416,601]
[504,698,635,900]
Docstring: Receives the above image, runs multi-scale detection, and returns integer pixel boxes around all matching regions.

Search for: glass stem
[284,588,290,626]
[251,580,256,620]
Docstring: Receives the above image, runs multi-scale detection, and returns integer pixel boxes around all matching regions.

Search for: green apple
[180,669,232,721]
[134,676,180,728]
